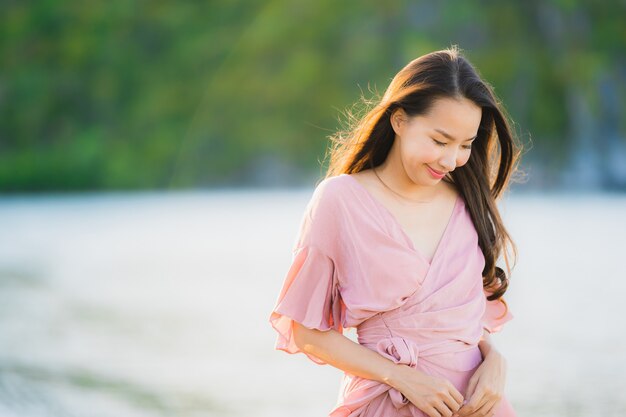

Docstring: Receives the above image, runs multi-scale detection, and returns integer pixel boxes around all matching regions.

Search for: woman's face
[390,96,482,185]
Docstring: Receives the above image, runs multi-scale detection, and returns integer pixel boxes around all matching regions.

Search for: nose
[439,150,457,172]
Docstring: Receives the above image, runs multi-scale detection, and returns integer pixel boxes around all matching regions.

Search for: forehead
[417,97,482,133]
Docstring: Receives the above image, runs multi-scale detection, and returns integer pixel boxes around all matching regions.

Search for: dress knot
[375,336,420,409]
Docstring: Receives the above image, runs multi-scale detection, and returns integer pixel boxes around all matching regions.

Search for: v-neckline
[341,173,461,268]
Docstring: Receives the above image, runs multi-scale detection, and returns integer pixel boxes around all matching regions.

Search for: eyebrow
[434,128,477,142]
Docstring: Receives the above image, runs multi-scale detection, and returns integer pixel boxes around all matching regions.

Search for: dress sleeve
[481,290,514,334]
[268,244,344,365]
[268,178,345,365]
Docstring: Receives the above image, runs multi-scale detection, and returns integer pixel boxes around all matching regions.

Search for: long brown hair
[323,45,524,308]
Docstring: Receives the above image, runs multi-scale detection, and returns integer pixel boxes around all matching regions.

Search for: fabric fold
[482,290,514,334]
[268,174,517,416]
[375,336,420,409]
[269,244,344,365]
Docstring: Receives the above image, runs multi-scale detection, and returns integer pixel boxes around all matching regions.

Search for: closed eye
[431,138,472,150]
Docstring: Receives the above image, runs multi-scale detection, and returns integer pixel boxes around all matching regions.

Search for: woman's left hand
[453,350,507,417]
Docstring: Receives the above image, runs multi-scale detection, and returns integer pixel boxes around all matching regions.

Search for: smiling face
[389,96,482,186]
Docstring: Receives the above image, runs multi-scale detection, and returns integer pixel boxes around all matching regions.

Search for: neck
[374,160,439,201]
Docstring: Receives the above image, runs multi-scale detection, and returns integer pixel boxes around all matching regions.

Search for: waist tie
[330,314,483,417]
[376,336,420,409]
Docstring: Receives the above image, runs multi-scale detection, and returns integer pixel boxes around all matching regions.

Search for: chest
[388,200,457,263]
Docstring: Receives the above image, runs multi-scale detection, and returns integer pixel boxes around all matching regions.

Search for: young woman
[269,46,522,417]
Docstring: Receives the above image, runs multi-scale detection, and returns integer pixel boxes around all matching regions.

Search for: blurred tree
[0,0,624,191]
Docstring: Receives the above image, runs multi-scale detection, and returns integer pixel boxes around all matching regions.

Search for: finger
[442,392,462,415]
[456,404,471,417]
[481,401,498,417]
[464,376,479,399]
[458,390,489,417]
[466,398,496,417]
[432,400,454,417]
[447,383,465,406]
[421,404,443,417]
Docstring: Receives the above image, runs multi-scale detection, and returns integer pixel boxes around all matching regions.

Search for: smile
[426,165,447,179]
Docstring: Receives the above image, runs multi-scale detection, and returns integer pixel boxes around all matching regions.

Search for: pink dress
[269,173,516,417]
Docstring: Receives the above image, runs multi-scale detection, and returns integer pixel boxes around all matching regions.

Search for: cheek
[402,140,439,162]
[458,152,472,164]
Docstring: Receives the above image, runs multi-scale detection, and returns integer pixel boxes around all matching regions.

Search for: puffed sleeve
[481,289,514,334]
[269,245,344,365]
[268,178,345,365]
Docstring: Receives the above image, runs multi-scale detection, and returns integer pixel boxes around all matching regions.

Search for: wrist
[380,361,399,387]
[382,362,410,390]
[478,330,494,359]
[478,341,491,358]
[483,347,503,363]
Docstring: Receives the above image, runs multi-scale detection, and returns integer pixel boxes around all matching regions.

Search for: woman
[269,46,522,417]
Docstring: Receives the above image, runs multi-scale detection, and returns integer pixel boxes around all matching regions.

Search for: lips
[428,166,446,175]
[426,165,448,178]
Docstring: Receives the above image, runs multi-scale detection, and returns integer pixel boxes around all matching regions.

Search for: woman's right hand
[389,363,465,417]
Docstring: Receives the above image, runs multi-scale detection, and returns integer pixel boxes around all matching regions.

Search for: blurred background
[1,1,625,416]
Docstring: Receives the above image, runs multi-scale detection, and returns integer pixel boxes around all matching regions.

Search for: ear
[390,108,408,136]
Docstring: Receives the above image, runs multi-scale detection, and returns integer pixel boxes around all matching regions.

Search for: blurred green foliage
[1,0,624,191]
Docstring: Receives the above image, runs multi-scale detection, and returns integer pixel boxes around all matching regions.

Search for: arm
[292,322,398,385]
[478,328,495,359]
[478,327,508,374]
[292,321,465,415]
[455,330,508,416]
